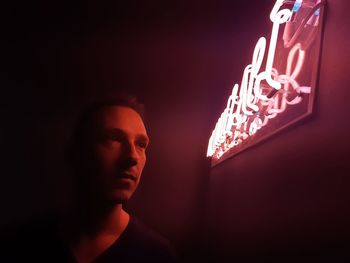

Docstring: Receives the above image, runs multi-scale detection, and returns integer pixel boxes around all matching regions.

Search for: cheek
[139,153,147,170]
[95,145,121,169]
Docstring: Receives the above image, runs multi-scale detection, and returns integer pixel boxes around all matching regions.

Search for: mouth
[111,172,137,189]
[117,172,137,181]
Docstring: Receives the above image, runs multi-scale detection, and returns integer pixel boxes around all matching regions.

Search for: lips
[117,172,137,181]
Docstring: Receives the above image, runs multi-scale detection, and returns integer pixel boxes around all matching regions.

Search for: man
[5,96,177,263]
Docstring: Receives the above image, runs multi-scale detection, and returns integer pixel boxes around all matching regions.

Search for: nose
[122,141,138,167]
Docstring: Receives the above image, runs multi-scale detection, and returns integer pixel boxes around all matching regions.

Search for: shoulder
[127,216,172,248]
[115,216,178,262]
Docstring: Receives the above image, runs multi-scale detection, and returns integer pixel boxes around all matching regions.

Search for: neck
[62,197,130,263]
[63,193,130,241]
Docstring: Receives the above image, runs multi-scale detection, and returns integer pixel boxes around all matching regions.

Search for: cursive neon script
[207,0,318,159]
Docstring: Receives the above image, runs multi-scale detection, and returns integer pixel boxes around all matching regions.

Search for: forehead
[94,106,147,135]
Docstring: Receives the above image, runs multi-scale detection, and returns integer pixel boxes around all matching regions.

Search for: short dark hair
[66,94,145,167]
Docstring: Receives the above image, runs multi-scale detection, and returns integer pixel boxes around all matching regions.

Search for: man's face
[87,106,149,203]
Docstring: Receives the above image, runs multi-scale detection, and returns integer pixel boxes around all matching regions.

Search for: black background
[2,0,350,262]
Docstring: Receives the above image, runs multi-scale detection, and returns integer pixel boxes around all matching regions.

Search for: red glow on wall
[207,0,326,166]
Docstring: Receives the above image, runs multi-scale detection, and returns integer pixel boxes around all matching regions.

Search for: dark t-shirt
[3,216,177,263]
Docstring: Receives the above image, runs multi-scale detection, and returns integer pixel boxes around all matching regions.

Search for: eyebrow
[106,128,149,142]
[137,134,150,145]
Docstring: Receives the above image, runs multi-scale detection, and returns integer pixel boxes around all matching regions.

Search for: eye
[108,132,124,142]
[110,134,121,141]
[136,140,148,149]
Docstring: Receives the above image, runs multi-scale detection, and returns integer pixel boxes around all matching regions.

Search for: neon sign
[207,0,326,166]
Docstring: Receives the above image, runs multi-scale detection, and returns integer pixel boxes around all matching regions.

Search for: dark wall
[1,0,270,258]
[1,0,349,262]
[205,0,350,261]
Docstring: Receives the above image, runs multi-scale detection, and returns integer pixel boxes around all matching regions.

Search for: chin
[107,189,134,204]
